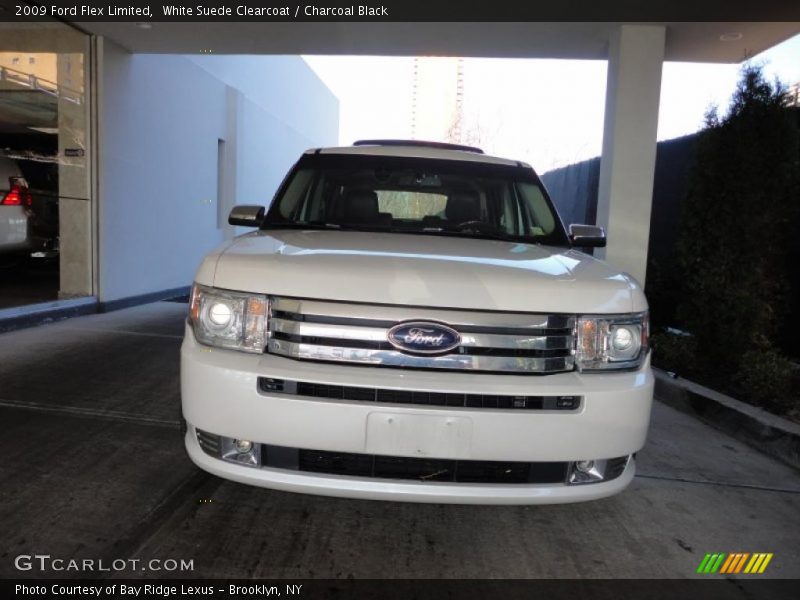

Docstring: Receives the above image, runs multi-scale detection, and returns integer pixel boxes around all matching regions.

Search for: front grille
[267,297,576,374]
[258,377,581,411]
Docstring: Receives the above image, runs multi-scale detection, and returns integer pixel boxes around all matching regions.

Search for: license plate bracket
[365,412,473,459]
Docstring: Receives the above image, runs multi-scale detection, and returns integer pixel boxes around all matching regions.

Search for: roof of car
[306,140,530,168]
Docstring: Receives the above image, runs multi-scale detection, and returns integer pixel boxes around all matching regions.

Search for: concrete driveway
[1,302,798,579]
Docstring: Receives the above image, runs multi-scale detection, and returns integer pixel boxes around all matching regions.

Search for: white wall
[187,55,338,146]
[99,43,338,303]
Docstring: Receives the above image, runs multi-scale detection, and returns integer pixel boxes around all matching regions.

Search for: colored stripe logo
[697,553,773,574]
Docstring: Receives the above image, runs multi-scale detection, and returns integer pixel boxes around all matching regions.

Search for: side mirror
[228,205,265,227]
[569,224,606,248]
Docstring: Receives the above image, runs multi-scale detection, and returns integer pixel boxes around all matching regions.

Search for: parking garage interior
[0,23,91,310]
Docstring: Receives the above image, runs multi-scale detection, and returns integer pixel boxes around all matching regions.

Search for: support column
[596,25,665,285]
[57,35,93,298]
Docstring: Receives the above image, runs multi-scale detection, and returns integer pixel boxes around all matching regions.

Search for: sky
[303,33,800,173]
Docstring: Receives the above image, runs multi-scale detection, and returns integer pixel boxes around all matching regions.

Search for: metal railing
[0,65,83,105]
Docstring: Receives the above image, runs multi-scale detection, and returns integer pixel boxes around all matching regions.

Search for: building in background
[0,22,338,315]
[411,57,464,142]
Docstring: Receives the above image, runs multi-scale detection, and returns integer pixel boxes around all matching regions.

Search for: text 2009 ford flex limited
[180,140,653,504]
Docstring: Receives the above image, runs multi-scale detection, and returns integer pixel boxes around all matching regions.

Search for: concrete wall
[98,43,337,303]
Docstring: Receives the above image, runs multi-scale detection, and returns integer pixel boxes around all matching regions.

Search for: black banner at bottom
[3,579,799,600]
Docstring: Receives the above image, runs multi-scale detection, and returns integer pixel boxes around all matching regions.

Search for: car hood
[199,229,646,314]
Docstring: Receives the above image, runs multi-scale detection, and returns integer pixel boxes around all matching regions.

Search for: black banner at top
[2,0,800,22]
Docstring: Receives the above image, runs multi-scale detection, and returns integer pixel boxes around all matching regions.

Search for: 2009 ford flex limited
[181,140,653,504]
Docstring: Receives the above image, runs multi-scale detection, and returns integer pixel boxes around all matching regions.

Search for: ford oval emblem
[387,321,461,355]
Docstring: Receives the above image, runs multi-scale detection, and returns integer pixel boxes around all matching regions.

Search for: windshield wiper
[438,230,515,242]
[394,228,518,243]
[261,221,340,230]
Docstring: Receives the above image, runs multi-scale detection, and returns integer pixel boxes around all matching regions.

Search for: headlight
[189,284,268,353]
[576,312,649,371]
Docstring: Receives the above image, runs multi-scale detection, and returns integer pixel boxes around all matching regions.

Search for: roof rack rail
[352,139,484,154]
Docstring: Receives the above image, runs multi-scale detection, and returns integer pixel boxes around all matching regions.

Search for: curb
[653,368,800,471]
[0,297,99,334]
[0,286,190,334]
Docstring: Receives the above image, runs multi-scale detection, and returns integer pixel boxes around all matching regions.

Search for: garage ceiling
[74,21,800,62]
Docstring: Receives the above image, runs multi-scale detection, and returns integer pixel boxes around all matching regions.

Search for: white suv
[0,157,33,259]
[181,141,653,504]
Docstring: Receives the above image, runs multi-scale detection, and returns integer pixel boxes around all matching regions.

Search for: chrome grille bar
[268,297,576,374]
[271,318,573,350]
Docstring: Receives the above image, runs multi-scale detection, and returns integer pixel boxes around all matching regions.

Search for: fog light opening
[220,436,261,467]
[568,459,607,484]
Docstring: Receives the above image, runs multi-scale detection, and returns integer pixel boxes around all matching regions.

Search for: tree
[674,64,799,401]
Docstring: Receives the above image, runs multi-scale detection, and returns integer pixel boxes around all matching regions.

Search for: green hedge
[653,64,800,415]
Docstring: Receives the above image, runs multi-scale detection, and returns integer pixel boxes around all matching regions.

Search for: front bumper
[185,427,636,504]
[181,325,653,504]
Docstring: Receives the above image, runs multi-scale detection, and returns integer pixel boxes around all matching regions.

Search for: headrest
[341,190,380,222]
[445,191,480,223]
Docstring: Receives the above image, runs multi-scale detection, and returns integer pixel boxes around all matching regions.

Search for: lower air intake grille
[196,429,221,457]
[258,378,581,411]
[604,456,629,480]
[270,446,569,484]
[197,430,629,486]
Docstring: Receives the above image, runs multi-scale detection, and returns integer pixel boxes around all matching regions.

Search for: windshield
[261,154,569,246]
